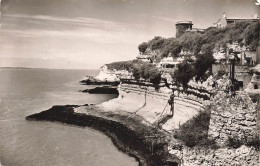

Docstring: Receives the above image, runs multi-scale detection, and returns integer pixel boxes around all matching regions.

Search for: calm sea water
[0,68,138,166]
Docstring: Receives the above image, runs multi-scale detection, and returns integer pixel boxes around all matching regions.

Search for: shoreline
[26,105,180,166]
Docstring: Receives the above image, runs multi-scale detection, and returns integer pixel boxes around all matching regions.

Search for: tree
[149,36,165,50]
[138,42,148,53]
[242,22,260,50]
[194,53,215,81]
[174,58,195,89]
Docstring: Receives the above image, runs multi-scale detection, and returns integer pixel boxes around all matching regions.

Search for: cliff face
[93,66,259,165]
[98,81,207,131]
[95,65,133,82]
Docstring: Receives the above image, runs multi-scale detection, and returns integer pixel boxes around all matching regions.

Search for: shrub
[138,42,148,53]
[174,109,212,147]
[242,22,260,50]
[227,136,244,149]
[226,134,260,150]
[132,62,161,86]
[148,36,165,50]
[173,58,196,89]
[106,60,136,71]
[245,135,260,151]
[194,53,215,81]
[106,59,162,87]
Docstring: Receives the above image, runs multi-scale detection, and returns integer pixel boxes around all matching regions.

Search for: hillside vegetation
[143,21,260,57]
[107,60,161,86]
[107,21,260,88]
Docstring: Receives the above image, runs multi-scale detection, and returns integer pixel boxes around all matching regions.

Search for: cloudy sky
[0,0,259,69]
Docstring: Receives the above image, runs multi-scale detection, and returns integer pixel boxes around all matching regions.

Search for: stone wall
[169,145,259,166]
[99,81,208,131]
[208,91,258,146]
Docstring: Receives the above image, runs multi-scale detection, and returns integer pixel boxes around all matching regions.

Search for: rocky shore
[81,86,119,94]
[26,105,180,166]
[80,76,119,86]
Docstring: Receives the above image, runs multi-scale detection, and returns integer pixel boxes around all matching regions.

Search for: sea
[0,68,138,166]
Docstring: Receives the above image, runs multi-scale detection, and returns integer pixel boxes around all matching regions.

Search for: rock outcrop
[95,65,133,82]
[81,86,119,94]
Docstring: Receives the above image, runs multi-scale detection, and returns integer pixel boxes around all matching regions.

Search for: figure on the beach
[168,91,174,116]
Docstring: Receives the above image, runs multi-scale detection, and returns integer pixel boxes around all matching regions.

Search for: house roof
[226,17,259,21]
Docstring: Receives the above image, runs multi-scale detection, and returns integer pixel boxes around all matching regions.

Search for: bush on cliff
[227,134,260,150]
[132,62,161,86]
[174,109,217,148]
[106,60,138,71]
[139,21,259,86]
[173,58,196,89]
[138,42,148,53]
[149,36,165,51]
[160,38,182,58]
[106,60,161,87]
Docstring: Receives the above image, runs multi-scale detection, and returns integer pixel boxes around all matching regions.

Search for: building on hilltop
[175,21,205,37]
[214,13,259,28]
[175,21,193,37]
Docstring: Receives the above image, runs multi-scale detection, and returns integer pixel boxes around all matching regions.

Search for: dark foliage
[245,135,260,151]
[106,60,139,71]
[174,109,212,147]
[132,62,161,86]
[173,58,196,89]
[160,38,182,58]
[106,60,161,87]
[148,36,165,51]
[227,136,244,149]
[227,134,260,150]
[138,42,148,53]
[194,53,215,81]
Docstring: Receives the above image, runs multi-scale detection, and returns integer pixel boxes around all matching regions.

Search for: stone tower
[175,21,193,38]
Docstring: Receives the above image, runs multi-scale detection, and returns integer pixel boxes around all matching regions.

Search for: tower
[175,21,193,38]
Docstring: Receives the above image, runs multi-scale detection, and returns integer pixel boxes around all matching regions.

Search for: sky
[0,0,259,69]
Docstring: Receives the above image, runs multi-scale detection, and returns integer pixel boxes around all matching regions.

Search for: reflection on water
[0,68,138,166]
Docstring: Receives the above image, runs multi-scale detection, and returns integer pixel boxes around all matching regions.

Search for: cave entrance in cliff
[254,84,258,89]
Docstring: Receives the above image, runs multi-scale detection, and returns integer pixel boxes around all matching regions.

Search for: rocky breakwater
[26,104,181,166]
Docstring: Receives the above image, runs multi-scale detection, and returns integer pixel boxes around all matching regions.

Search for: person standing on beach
[168,91,174,116]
